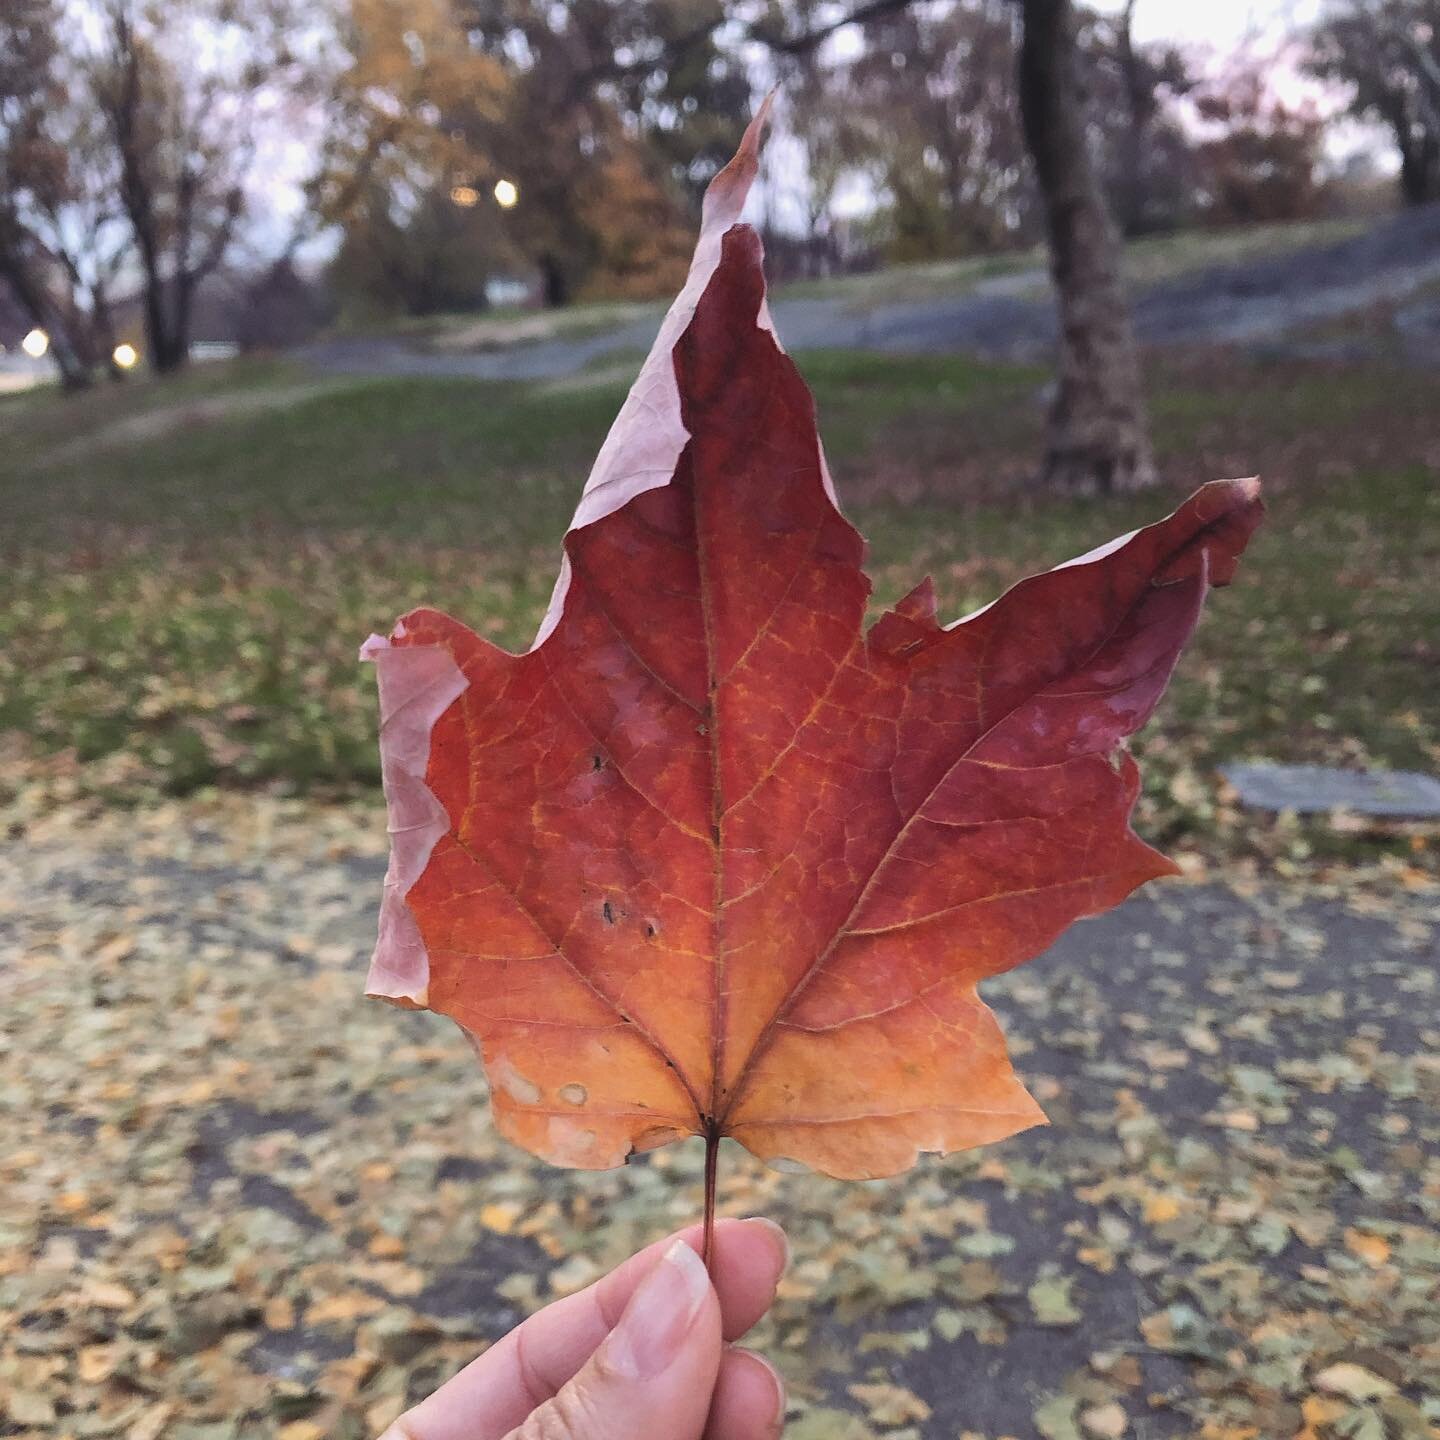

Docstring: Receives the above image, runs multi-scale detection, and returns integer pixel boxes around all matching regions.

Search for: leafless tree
[0,0,129,388]
[91,0,307,372]
[1310,0,1440,206]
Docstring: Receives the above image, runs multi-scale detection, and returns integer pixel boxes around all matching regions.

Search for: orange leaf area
[363,127,1262,1182]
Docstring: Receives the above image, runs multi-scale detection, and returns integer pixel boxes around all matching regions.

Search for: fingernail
[741,1216,791,1275]
[739,1350,787,1432]
[605,1240,710,1378]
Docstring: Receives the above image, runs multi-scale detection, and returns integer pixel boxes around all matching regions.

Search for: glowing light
[449,184,479,208]
[21,328,49,359]
[113,343,139,370]
[493,178,519,209]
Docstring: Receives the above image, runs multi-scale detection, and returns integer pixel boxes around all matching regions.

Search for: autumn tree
[91,0,308,372]
[320,0,730,311]
[1309,0,1440,206]
[1193,67,1329,225]
[457,1,745,305]
[1081,0,1196,236]
[317,0,513,317]
[790,0,1035,260]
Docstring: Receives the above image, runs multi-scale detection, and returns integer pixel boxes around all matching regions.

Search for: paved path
[5,800,1436,1436]
[302,205,1440,386]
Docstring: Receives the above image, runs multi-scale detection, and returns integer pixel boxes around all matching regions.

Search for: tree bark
[1018,0,1156,493]
[538,251,570,308]
[1115,0,1151,237]
[1398,129,1440,206]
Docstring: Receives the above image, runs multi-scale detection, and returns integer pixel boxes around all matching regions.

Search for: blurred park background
[2,3,1438,1439]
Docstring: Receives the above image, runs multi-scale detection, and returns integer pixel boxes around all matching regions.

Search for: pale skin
[378,1218,790,1440]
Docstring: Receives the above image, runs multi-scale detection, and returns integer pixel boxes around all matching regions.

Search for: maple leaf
[361,109,1262,1214]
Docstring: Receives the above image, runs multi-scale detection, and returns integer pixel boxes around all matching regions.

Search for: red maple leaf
[362,111,1262,1236]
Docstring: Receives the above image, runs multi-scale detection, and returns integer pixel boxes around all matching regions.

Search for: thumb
[504,1240,722,1440]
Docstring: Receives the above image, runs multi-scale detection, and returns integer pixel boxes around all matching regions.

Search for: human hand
[379,1217,789,1440]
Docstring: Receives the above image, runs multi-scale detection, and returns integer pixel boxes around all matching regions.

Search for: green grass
[1,346,1435,868]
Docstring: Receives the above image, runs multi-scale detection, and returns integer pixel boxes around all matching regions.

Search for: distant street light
[493,178,519,209]
[21,328,49,359]
[450,184,480,208]
[113,343,139,370]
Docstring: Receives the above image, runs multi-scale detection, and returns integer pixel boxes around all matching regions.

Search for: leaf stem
[701,1125,720,1275]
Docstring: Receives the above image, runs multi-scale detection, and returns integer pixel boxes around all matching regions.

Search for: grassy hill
[1,342,1435,873]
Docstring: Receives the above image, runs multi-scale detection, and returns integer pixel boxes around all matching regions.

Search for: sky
[1117,0,1320,48]
[1106,0,1385,162]
[755,0,1372,233]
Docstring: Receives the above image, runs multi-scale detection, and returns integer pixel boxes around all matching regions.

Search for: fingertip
[707,1218,789,1343]
[704,1347,786,1440]
[738,1216,790,1276]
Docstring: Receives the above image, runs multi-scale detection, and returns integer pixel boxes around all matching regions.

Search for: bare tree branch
[766,0,921,55]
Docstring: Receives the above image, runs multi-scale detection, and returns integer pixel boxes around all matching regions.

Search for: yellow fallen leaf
[1144,1194,1181,1224]
[77,1344,117,1384]
[277,1423,325,1440]
[848,1382,933,1426]
[480,1202,524,1235]
[1301,1395,1346,1428]
[305,1292,385,1325]
[368,1233,406,1258]
[1343,1228,1389,1267]
[1077,1245,1116,1274]
[82,1280,137,1310]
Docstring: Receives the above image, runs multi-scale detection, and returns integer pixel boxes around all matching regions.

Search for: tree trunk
[144,281,188,372]
[44,323,93,392]
[1018,0,1156,494]
[1115,0,1150,238]
[538,252,570,308]
[1398,132,1440,206]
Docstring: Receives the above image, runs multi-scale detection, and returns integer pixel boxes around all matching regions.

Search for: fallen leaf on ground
[1030,1271,1082,1325]
[1081,1401,1128,1438]
[1343,1228,1390,1267]
[1312,1362,1397,1401]
[847,1382,933,1426]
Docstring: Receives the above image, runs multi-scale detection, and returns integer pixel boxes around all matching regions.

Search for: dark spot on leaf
[602,900,615,924]
[592,754,604,771]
